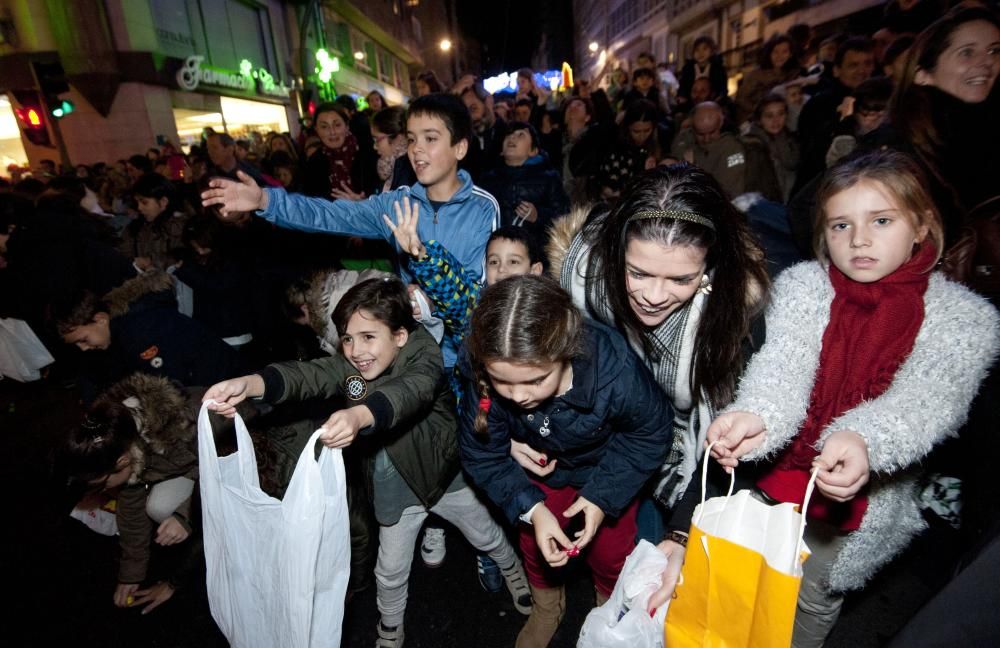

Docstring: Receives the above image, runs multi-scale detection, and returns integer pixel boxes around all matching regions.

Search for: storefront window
[0,96,28,170]
[172,96,288,151]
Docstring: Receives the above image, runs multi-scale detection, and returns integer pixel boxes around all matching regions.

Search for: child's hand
[132,581,175,615]
[707,411,767,472]
[155,516,190,546]
[382,197,427,259]
[201,171,267,217]
[531,504,575,567]
[407,284,427,319]
[114,582,139,608]
[133,256,153,271]
[511,439,556,477]
[319,406,373,448]
[813,430,870,502]
[515,201,538,223]
[563,496,605,550]
[647,537,686,614]
[330,181,365,201]
[202,375,265,417]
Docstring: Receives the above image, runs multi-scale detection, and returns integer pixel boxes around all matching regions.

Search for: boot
[515,585,566,648]
[595,587,609,607]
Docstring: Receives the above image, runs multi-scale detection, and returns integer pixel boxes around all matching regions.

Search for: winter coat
[735,67,799,124]
[732,262,1000,591]
[119,212,187,270]
[671,129,748,198]
[743,123,799,203]
[103,374,199,584]
[258,327,460,510]
[480,157,570,236]
[258,170,499,367]
[677,56,730,106]
[301,149,370,200]
[104,270,243,387]
[457,319,674,524]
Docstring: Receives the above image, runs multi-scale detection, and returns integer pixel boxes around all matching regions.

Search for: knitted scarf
[322,131,359,195]
[560,221,714,508]
[760,243,935,528]
[377,139,409,183]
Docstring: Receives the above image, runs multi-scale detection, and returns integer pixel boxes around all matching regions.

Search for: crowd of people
[2,1,1000,646]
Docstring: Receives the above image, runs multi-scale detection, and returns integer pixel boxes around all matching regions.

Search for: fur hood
[547,205,592,285]
[104,269,176,318]
[304,267,394,354]
[95,373,195,482]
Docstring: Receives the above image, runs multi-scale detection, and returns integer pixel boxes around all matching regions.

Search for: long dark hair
[586,164,769,407]
[65,399,139,483]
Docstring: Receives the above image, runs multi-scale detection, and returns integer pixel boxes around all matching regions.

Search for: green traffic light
[52,99,75,118]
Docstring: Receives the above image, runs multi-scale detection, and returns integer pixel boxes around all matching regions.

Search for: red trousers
[519,481,639,596]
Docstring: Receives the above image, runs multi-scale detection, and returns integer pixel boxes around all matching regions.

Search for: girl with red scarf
[707,151,999,647]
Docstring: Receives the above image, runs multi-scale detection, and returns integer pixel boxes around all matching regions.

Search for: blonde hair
[813,151,944,270]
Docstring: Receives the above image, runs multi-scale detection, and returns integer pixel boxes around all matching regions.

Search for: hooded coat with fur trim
[97,374,199,584]
[103,270,242,387]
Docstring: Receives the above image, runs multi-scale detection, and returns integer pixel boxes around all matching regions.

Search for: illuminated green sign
[176,55,290,98]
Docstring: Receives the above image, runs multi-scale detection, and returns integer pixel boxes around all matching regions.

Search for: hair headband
[627,209,716,231]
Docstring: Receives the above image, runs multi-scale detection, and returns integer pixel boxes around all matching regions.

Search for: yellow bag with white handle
[665,442,817,648]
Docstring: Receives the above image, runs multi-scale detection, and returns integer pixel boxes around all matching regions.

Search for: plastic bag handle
[795,468,820,558]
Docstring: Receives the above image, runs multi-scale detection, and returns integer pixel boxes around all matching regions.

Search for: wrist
[258,188,269,211]
[663,530,689,547]
[351,405,374,429]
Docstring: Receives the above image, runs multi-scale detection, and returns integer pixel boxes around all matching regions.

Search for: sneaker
[477,554,503,593]
[420,526,446,568]
[375,620,404,648]
[500,560,533,616]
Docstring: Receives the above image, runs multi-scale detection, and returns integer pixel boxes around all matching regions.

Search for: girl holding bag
[707,150,1000,646]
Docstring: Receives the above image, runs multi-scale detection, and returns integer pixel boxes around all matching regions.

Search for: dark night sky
[456,0,575,76]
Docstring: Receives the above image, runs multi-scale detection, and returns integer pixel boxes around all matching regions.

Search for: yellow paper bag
[665,444,816,648]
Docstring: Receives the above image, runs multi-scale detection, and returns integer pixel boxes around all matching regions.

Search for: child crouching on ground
[204,277,531,648]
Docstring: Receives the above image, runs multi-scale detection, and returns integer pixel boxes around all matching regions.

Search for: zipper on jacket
[433,209,438,224]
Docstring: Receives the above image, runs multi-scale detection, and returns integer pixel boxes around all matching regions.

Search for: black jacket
[480,157,570,236]
[457,319,674,523]
[677,56,729,105]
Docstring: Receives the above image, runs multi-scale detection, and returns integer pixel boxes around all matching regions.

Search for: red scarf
[758,243,935,530]
[322,131,359,196]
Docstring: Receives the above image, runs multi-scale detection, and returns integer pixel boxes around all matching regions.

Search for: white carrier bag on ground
[0,318,54,382]
[197,403,350,648]
[577,540,671,648]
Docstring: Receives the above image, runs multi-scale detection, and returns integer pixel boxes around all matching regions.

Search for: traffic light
[51,99,75,118]
[11,90,52,146]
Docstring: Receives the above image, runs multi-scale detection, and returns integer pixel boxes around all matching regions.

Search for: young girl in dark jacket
[457,274,674,648]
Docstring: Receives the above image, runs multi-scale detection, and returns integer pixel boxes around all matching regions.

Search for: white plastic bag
[577,540,671,648]
[198,403,350,648]
[0,318,54,382]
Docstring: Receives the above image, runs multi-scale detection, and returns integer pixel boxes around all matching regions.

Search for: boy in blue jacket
[201,93,499,370]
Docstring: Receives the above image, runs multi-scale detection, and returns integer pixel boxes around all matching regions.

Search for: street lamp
[353,50,364,61]
[588,41,599,53]
[439,38,452,52]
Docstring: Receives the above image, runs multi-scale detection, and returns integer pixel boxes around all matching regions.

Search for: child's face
[514,104,532,123]
[785,85,804,105]
[89,454,132,491]
[770,42,792,69]
[624,239,707,327]
[62,314,111,351]
[634,75,654,93]
[823,180,928,283]
[486,238,543,285]
[690,78,712,104]
[136,195,168,222]
[693,43,712,64]
[340,309,408,381]
[275,166,295,188]
[853,106,887,135]
[502,129,537,166]
[484,359,572,410]
[407,113,466,190]
[759,102,788,135]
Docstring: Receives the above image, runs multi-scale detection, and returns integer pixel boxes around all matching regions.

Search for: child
[56,270,243,396]
[64,374,204,614]
[480,121,570,236]
[457,274,674,647]
[744,93,800,202]
[621,67,666,117]
[707,151,1000,647]
[200,93,499,371]
[677,36,729,109]
[824,76,892,168]
[204,278,532,648]
[121,173,187,271]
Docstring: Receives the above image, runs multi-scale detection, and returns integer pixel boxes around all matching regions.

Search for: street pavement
[4,376,960,647]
